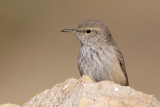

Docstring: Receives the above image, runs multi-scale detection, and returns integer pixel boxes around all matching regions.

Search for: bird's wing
[116,48,129,86]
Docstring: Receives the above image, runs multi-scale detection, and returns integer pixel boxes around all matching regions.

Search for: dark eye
[86,29,91,33]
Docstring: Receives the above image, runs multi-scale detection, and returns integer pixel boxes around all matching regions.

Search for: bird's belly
[78,46,126,85]
[78,54,113,82]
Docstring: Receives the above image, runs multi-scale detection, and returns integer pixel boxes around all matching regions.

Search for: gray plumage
[62,19,129,86]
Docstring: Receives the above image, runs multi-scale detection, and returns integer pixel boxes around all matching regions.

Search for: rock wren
[61,19,129,86]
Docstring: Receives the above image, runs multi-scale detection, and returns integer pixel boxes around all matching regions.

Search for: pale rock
[22,75,160,107]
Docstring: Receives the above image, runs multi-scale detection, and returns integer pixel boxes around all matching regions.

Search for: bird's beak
[61,29,77,34]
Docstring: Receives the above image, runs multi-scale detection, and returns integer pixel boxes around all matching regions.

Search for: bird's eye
[86,29,91,34]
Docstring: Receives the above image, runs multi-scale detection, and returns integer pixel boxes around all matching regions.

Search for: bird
[61,19,129,86]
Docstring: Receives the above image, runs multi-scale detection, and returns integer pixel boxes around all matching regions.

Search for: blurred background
[0,0,160,105]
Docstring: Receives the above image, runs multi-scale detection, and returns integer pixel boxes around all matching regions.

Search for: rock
[23,75,160,107]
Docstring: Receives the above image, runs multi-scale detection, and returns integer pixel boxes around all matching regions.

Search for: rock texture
[1,75,160,107]
[23,75,160,107]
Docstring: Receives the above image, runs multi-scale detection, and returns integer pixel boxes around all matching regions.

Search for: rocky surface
[23,75,159,107]
[1,75,160,107]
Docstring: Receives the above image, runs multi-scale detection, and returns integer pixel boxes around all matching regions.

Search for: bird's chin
[76,35,86,45]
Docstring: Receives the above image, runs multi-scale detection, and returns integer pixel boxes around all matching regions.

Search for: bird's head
[61,19,113,46]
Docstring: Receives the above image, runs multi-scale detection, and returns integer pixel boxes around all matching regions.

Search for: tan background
[0,0,160,105]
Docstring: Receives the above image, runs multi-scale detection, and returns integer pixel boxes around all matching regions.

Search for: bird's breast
[78,45,115,74]
[78,45,127,85]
